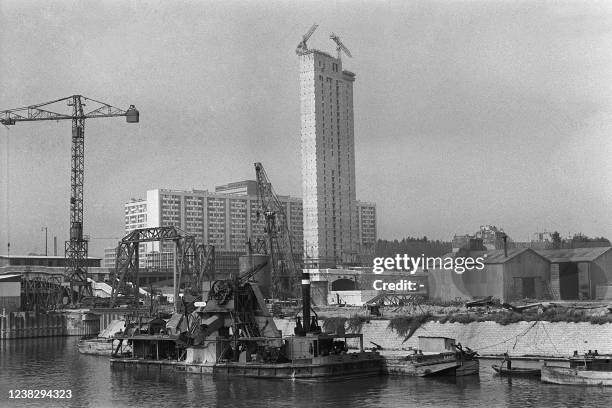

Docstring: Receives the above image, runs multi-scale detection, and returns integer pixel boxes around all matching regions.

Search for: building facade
[427,248,550,303]
[113,184,304,278]
[299,49,358,268]
[356,201,377,251]
[111,182,377,278]
[536,247,612,300]
[143,187,303,255]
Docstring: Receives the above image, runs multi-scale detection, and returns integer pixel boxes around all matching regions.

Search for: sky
[1,0,611,257]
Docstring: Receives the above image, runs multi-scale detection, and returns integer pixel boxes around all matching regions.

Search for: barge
[384,336,479,377]
[109,265,384,379]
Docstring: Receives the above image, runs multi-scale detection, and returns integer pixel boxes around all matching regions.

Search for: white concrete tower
[299,48,358,268]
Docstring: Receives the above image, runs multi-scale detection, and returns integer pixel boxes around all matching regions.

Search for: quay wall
[274,318,612,357]
[0,311,99,340]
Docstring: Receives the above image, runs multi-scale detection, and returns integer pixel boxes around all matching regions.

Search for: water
[1,337,612,408]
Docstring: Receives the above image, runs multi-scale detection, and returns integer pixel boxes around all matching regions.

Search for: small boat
[541,351,612,386]
[492,364,540,377]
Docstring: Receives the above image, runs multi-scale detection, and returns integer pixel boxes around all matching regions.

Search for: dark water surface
[1,337,612,407]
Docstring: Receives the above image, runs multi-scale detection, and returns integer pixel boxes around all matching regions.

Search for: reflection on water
[1,338,612,407]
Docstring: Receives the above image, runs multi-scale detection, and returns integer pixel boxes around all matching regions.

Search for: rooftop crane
[254,162,299,299]
[1,95,139,305]
[329,32,352,61]
[295,23,319,55]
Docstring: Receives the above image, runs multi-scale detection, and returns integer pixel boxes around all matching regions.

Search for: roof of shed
[0,274,21,282]
[441,248,545,264]
[535,247,612,263]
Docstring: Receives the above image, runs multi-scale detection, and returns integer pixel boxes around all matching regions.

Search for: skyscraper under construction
[298,28,359,268]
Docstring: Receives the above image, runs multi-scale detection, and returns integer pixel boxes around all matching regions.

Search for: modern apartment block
[111,184,304,277]
[356,201,377,251]
[299,47,358,267]
[143,186,303,254]
[110,181,376,275]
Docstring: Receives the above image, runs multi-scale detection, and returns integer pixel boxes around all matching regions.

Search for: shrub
[321,317,347,334]
[346,314,370,333]
[388,313,434,342]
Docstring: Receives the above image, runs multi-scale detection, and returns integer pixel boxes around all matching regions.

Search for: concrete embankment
[0,311,100,339]
[274,318,612,357]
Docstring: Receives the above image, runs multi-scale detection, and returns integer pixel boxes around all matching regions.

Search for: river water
[1,337,612,407]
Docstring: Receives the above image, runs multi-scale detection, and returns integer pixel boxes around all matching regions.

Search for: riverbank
[274,318,612,357]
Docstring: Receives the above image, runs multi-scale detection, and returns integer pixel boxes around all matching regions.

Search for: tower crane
[1,95,139,305]
[296,23,319,55]
[329,33,352,61]
[254,162,299,299]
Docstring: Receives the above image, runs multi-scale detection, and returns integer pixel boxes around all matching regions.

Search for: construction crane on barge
[254,162,300,299]
[1,95,139,305]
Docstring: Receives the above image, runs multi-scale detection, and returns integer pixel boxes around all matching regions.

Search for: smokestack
[53,236,57,256]
[301,271,311,334]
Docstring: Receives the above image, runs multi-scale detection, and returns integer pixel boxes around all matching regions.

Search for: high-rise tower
[299,46,358,268]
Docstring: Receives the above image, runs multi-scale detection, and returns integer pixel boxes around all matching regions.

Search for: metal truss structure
[1,95,139,305]
[254,162,300,299]
[20,273,66,312]
[109,227,215,309]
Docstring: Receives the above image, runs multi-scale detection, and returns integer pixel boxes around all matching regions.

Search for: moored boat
[384,336,479,377]
[492,364,540,377]
[78,319,132,356]
[541,351,612,386]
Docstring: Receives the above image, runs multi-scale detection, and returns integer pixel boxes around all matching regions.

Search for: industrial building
[0,274,21,312]
[0,255,108,283]
[428,245,612,302]
[535,247,612,300]
[428,248,550,303]
[0,255,101,269]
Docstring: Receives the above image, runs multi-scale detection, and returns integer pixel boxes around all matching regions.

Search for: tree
[551,231,562,249]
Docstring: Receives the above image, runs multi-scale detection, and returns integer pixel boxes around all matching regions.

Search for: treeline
[375,237,452,258]
[550,232,611,249]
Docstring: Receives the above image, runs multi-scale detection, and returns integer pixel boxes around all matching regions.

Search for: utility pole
[41,226,48,256]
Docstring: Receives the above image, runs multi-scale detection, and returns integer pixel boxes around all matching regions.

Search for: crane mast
[1,95,139,305]
[254,162,299,299]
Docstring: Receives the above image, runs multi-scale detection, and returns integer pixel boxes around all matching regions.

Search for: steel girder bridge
[109,227,215,310]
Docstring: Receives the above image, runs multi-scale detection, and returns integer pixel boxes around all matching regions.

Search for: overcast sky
[1,0,611,257]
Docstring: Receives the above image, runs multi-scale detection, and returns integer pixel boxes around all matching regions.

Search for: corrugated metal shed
[536,247,612,263]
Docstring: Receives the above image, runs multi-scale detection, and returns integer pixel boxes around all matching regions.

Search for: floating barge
[109,266,384,379]
[111,332,382,379]
[384,336,479,377]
